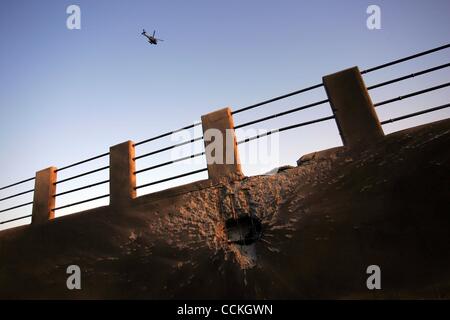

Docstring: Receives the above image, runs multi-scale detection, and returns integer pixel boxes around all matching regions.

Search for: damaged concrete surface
[0,119,449,299]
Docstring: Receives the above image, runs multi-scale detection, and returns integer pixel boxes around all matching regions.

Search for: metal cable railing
[134,136,204,161]
[0,176,35,191]
[0,201,33,214]
[367,63,450,90]
[133,122,202,147]
[0,201,33,225]
[132,119,206,191]
[134,145,207,189]
[360,44,450,128]
[237,115,335,145]
[231,79,331,149]
[50,151,110,212]
[220,44,450,169]
[361,43,450,75]
[134,151,206,175]
[231,43,449,118]
[134,168,208,190]
[51,179,109,210]
[53,180,110,197]
[55,152,110,173]
[0,214,32,225]
[0,189,34,202]
[52,194,110,211]
[234,99,329,130]
[54,166,110,185]
[232,83,324,115]
[0,176,34,225]
[230,45,449,146]
[374,82,450,108]
[381,103,450,125]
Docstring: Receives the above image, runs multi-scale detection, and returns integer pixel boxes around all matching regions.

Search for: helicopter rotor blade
[156,39,164,42]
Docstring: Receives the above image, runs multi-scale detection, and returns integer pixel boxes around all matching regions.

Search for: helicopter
[141,29,163,45]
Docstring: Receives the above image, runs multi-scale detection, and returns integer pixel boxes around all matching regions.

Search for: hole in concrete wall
[225,215,262,246]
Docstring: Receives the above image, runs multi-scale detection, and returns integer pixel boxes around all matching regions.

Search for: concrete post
[201,107,242,180]
[110,141,136,207]
[323,66,384,148]
[31,167,57,224]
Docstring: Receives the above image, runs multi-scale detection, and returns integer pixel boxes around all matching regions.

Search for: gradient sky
[1,0,449,229]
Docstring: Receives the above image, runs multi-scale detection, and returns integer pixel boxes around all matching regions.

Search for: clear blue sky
[1,0,449,228]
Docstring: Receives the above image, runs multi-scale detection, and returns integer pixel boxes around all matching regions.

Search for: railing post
[201,107,242,180]
[31,167,57,224]
[323,66,384,148]
[110,140,136,207]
